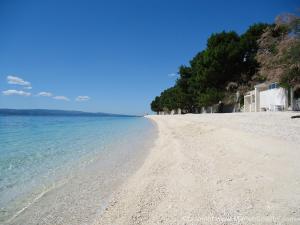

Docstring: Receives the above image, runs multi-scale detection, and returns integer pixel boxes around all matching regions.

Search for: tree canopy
[151,13,299,113]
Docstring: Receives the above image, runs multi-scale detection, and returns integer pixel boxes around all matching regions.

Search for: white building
[243,82,299,112]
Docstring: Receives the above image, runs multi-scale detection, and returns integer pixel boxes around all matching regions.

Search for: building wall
[259,87,287,111]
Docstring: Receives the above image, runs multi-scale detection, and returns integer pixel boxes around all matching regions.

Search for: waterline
[0,116,156,225]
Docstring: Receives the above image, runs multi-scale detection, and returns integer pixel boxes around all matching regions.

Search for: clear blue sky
[0,0,298,115]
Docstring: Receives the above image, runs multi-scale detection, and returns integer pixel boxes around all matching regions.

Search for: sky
[0,0,298,115]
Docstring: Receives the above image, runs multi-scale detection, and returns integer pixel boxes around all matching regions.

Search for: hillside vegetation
[151,13,300,113]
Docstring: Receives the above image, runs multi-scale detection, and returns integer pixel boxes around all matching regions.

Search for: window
[269,83,279,89]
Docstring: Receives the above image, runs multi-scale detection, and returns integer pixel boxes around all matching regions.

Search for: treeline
[151,13,300,113]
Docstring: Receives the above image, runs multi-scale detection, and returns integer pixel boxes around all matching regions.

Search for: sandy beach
[95,112,300,225]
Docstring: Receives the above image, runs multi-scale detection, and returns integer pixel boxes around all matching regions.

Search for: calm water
[0,116,155,225]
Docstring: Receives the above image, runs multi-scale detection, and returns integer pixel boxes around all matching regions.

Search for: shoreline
[4,117,156,225]
[95,112,300,225]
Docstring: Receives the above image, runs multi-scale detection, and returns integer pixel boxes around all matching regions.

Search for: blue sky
[0,0,298,115]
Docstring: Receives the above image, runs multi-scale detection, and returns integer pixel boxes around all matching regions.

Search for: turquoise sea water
[0,116,155,224]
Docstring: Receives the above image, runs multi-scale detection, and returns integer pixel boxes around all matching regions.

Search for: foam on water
[0,115,156,224]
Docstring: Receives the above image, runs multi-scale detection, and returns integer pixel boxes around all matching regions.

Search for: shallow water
[0,115,156,224]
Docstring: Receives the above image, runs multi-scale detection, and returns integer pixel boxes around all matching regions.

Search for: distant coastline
[0,109,139,117]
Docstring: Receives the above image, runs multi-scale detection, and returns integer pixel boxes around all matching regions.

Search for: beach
[95,112,300,225]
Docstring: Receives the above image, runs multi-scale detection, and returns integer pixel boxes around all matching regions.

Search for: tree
[275,13,300,37]
[203,31,242,87]
[256,13,300,87]
[239,23,270,82]
[150,96,161,113]
[196,88,223,108]
[176,66,194,112]
[159,87,186,111]
[150,20,275,112]
[150,86,188,113]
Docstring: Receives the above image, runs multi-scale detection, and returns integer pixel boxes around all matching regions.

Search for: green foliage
[196,88,224,108]
[150,22,272,113]
[150,96,161,113]
[239,23,270,80]
[201,31,242,87]
[150,86,187,112]
[280,66,300,88]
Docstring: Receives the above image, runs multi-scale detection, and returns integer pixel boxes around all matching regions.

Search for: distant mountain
[0,109,138,117]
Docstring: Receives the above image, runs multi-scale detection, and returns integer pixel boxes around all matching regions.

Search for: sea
[0,115,156,225]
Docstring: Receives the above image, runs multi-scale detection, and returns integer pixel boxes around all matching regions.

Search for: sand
[94,112,300,225]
